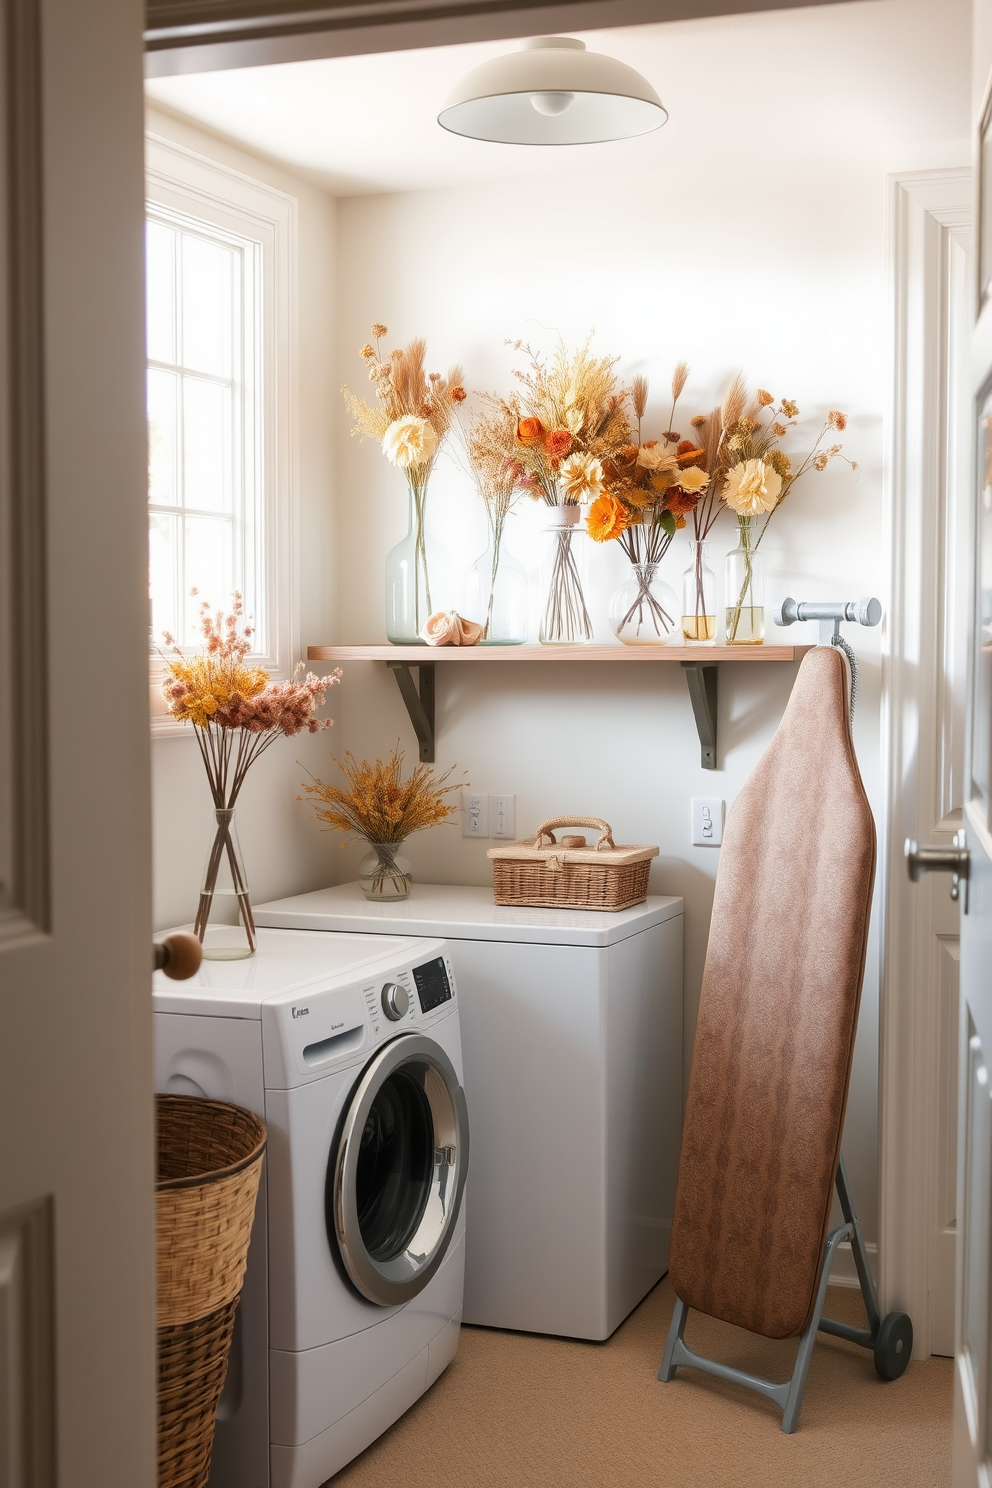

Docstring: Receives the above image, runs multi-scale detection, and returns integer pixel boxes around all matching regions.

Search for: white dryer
[153,928,469,1488]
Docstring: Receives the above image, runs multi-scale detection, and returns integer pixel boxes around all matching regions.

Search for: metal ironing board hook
[775,597,882,722]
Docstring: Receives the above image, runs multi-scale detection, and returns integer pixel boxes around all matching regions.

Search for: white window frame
[145,132,299,737]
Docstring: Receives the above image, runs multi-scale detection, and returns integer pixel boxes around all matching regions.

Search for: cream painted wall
[145,107,343,932]
[330,0,973,1247]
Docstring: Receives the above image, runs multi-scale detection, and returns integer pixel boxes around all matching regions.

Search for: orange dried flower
[828,409,847,431]
[757,389,774,407]
[545,428,573,461]
[665,486,702,517]
[449,385,467,404]
[677,445,705,466]
[516,416,546,447]
[586,494,628,543]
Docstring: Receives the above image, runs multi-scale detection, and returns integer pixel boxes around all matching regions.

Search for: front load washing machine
[153,927,469,1488]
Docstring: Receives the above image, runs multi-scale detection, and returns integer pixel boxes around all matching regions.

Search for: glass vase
[725,521,765,645]
[539,505,593,646]
[358,842,412,902]
[386,481,431,644]
[194,807,255,960]
[681,539,717,645]
[463,530,528,645]
[609,562,679,646]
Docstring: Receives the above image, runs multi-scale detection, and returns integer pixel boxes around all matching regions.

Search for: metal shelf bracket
[681,661,719,770]
[387,660,436,763]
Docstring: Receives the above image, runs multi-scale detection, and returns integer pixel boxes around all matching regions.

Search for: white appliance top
[152,926,435,1019]
[255,882,683,947]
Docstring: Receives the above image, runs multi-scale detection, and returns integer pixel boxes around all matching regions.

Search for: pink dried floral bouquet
[161,593,341,952]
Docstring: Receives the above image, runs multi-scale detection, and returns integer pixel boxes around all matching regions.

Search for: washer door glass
[329,1033,469,1307]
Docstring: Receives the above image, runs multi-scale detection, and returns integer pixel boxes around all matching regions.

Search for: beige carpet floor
[328,1280,952,1487]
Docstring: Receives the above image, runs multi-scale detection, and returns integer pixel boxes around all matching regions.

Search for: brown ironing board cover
[668,646,876,1340]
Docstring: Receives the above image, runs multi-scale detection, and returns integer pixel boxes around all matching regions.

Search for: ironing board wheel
[873,1311,913,1380]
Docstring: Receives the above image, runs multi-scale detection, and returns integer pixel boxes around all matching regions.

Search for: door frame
[879,167,972,1356]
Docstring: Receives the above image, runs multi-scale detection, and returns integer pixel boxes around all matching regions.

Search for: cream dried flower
[636,443,680,474]
[370,322,388,338]
[674,465,710,494]
[382,415,438,470]
[559,451,604,501]
[724,459,783,516]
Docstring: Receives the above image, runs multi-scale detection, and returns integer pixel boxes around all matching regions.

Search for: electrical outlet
[491,793,516,839]
[462,791,489,838]
[691,797,724,847]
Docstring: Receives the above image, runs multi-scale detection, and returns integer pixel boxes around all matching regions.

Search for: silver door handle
[904,832,970,904]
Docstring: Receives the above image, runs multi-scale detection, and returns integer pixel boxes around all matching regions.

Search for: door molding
[879,167,972,1356]
[0,0,50,947]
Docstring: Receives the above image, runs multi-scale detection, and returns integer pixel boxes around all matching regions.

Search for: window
[145,134,297,728]
[146,208,259,647]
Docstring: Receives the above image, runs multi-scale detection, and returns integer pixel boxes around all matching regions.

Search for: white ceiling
[145,0,971,197]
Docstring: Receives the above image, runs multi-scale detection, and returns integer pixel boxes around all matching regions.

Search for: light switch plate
[491,793,516,839]
[691,797,724,847]
[462,790,489,838]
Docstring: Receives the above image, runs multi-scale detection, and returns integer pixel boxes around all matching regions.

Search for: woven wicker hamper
[488,816,659,911]
[156,1095,266,1488]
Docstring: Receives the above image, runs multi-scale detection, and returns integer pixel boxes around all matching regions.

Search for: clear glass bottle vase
[540,505,593,646]
[725,521,765,645]
[463,523,528,645]
[358,841,412,901]
[609,562,679,645]
[681,539,717,645]
[385,481,432,644]
[194,806,256,960]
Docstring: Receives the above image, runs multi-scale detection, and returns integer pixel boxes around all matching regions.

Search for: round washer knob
[381,982,409,1021]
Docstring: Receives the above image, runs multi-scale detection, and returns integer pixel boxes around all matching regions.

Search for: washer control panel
[381,981,410,1021]
[412,956,453,1014]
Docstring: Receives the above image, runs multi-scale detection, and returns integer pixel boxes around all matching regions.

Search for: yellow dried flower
[766,449,792,478]
[772,422,787,437]
[359,343,375,360]
[781,399,799,418]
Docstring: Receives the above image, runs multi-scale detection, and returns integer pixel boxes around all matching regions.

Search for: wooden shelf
[307,642,813,771]
[308,644,807,664]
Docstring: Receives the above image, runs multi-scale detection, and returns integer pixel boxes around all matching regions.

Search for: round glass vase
[358,842,412,902]
[724,523,765,645]
[386,481,432,644]
[681,539,717,645]
[539,505,593,646]
[463,538,528,644]
[194,807,256,960]
[609,562,679,646]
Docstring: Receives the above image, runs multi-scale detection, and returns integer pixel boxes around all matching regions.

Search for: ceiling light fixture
[438,36,667,146]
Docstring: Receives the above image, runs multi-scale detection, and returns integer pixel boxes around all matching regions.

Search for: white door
[0,0,156,1482]
[945,83,992,1482]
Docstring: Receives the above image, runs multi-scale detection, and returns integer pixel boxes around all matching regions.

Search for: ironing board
[659,644,912,1431]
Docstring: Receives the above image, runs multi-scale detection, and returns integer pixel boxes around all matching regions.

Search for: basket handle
[532,816,616,851]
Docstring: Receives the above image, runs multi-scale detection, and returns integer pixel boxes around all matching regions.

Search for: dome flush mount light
[438,36,668,146]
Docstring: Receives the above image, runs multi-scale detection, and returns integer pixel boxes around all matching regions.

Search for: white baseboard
[829,1238,878,1290]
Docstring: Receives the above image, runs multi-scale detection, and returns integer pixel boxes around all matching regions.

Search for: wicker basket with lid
[487,816,658,911]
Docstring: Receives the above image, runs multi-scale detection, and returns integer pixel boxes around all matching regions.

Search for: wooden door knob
[153,932,202,981]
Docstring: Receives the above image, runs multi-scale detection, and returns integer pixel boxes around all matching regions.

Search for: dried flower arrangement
[467,337,631,643]
[584,364,711,642]
[300,746,464,899]
[161,594,340,952]
[342,325,465,633]
[713,387,854,640]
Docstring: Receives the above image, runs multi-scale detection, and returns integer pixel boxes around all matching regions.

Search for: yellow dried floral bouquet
[301,746,463,901]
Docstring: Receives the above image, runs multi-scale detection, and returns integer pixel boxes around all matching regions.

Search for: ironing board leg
[780,1222,851,1433]
[658,1295,689,1381]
